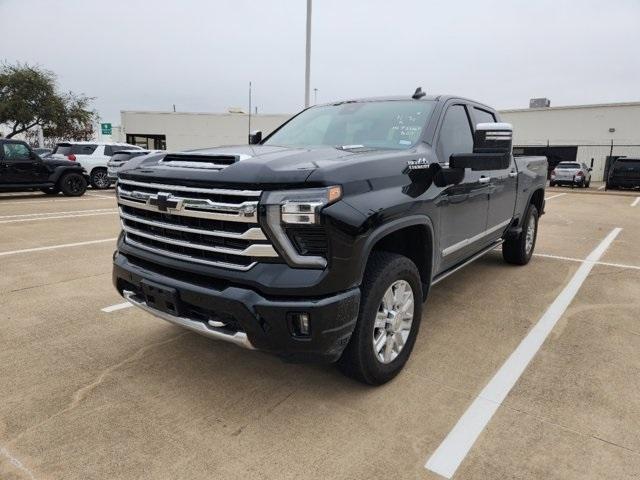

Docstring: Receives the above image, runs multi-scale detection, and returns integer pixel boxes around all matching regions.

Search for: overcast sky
[2,0,639,124]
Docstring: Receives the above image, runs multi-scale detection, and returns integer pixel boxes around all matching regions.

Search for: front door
[470,107,517,232]
[435,104,490,272]
[1,141,41,184]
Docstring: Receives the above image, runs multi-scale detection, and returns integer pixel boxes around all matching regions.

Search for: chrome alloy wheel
[525,213,536,254]
[93,170,111,189]
[372,280,415,364]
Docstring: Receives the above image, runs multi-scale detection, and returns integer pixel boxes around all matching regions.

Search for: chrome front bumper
[123,290,255,350]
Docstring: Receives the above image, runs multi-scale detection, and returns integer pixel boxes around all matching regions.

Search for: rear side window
[438,105,473,163]
[111,151,146,162]
[472,107,496,126]
[105,145,139,156]
[53,144,97,155]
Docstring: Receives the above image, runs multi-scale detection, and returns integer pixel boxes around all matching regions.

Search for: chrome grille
[117,179,278,270]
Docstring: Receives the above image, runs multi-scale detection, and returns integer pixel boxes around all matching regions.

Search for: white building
[501,101,640,181]
[119,111,291,151]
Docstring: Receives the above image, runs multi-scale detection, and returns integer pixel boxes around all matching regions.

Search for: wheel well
[90,166,107,175]
[530,188,544,214]
[370,224,432,297]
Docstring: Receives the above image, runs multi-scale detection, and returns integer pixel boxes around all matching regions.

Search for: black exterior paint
[113,95,547,362]
[0,139,86,190]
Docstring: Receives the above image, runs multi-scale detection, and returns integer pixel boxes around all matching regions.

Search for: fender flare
[357,214,435,295]
[50,166,85,184]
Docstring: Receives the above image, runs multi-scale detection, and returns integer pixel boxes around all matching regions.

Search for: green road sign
[101,123,112,135]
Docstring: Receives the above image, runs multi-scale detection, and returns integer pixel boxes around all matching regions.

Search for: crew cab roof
[315,94,495,112]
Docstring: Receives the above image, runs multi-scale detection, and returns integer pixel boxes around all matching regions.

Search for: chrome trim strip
[442,219,512,257]
[117,178,262,197]
[124,237,257,271]
[433,240,504,285]
[123,290,255,349]
[118,197,257,223]
[123,225,278,257]
[156,161,230,170]
[117,186,258,214]
[119,209,267,240]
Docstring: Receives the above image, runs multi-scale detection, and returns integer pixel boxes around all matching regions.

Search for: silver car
[107,149,162,181]
[549,161,592,188]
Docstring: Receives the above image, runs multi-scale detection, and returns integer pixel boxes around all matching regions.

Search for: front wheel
[503,204,539,265]
[338,252,423,385]
[90,168,111,190]
[59,172,87,196]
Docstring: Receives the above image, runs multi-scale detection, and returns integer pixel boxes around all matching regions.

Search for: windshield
[556,162,580,169]
[264,100,436,150]
[614,158,640,167]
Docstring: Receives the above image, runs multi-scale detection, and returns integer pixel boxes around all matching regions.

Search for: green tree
[0,63,96,141]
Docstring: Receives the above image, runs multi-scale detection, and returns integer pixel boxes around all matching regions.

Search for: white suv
[51,141,142,189]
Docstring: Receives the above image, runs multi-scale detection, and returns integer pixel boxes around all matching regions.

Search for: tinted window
[111,151,147,162]
[438,105,473,162]
[53,144,72,156]
[556,162,580,169]
[53,144,97,155]
[3,143,31,161]
[105,145,140,156]
[473,107,496,126]
[264,100,436,150]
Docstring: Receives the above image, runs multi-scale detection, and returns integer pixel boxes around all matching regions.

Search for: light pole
[304,0,312,107]
[313,88,318,104]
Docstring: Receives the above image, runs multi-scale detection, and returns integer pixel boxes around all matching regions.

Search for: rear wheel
[549,181,556,187]
[90,168,111,189]
[503,204,538,265]
[59,172,87,196]
[338,251,422,385]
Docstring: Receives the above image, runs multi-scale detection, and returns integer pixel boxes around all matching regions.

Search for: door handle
[508,171,518,178]
[478,176,491,184]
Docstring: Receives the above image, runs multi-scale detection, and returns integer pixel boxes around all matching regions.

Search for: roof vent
[412,87,426,99]
[159,153,250,170]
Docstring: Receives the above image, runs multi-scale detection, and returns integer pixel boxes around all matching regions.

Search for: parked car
[50,141,142,189]
[33,147,52,157]
[606,157,640,190]
[111,91,547,385]
[107,149,162,182]
[0,139,87,196]
[549,161,592,187]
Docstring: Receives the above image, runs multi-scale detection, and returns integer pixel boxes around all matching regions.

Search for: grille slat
[117,179,278,270]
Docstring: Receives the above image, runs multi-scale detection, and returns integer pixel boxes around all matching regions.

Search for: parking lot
[1,187,639,480]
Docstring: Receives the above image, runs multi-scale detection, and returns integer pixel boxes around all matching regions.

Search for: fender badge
[407,157,430,170]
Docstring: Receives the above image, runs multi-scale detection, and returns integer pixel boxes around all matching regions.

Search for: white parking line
[544,193,567,200]
[425,227,622,479]
[86,193,115,199]
[0,212,117,224]
[101,302,133,313]
[631,197,640,207]
[0,208,115,219]
[598,185,606,190]
[0,238,117,257]
[534,252,640,271]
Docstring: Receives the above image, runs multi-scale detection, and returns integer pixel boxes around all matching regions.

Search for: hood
[118,144,401,189]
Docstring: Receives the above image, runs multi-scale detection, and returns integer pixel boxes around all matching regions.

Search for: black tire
[40,186,60,195]
[549,181,556,187]
[58,172,87,196]
[90,168,111,189]
[337,251,423,385]
[586,180,591,188]
[503,204,539,265]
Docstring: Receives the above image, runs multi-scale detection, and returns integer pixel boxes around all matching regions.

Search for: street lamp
[304,0,312,107]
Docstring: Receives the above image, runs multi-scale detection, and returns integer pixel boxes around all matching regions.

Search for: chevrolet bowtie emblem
[148,192,183,212]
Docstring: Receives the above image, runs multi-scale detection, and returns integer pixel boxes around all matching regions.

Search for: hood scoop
[158,152,251,170]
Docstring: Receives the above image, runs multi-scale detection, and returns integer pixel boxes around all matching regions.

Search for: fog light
[288,312,311,337]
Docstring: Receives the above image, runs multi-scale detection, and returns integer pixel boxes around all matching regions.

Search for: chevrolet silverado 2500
[112,91,547,385]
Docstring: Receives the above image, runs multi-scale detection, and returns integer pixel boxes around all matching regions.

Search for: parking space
[1,190,639,480]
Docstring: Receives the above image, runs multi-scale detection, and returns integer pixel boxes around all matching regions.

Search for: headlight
[261,186,342,268]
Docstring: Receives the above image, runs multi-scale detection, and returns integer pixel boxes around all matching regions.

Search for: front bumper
[113,252,360,363]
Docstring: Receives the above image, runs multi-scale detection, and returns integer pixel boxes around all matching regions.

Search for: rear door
[1,141,41,184]
[472,107,517,233]
[435,103,490,271]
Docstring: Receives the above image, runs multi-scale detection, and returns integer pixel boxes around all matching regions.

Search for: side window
[72,144,98,155]
[437,105,473,163]
[3,142,31,161]
[472,107,496,126]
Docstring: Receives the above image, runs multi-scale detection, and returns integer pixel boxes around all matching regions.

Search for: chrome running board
[432,239,504,286]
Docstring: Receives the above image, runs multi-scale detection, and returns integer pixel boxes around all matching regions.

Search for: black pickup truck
[112,91,547,384]
[0,139,87,196]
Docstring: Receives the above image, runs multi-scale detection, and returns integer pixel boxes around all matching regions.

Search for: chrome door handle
[508,171,518,178]
[479,177,491,184]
